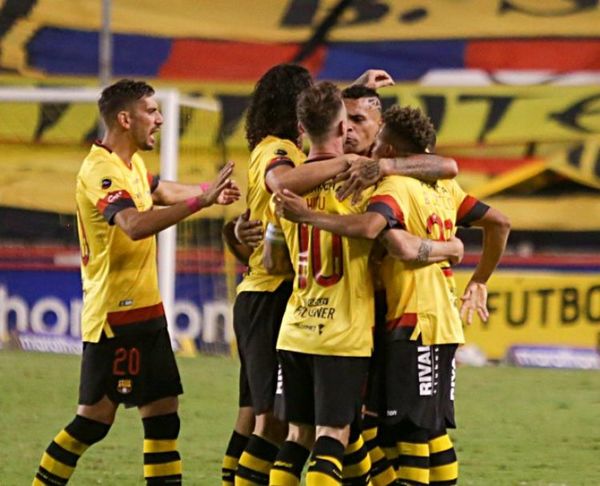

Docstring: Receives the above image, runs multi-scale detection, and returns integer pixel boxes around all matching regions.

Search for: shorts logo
[101,178,112,189]
[275,364,283,395]
[450,358,456,401]
[417,346,433,396]
[117,379,132,394]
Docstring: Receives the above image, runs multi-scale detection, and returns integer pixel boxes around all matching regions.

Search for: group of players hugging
[32,64,509,486]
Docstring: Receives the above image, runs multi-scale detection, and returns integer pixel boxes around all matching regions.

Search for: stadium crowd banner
[454,270,600,361]
[2,84,599,149]
[1,1,599,80]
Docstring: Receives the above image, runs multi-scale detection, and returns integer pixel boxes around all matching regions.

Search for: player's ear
[297,122,305,136]
[337,119,347,138]
[117,110,130,129]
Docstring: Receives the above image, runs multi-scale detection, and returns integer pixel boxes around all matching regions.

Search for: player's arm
[114,162,237,241]
[222,209,263,265]
[336,155,458,203]
[266,154,367,195]
[152,166,241,206]
[458,204,510,324]
[275,188,463,264]
[351,69,395,89]
[263,223,293,275]
[380,231,463,265]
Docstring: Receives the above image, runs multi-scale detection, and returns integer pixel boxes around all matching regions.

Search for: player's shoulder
[253,136,304,163]
[377,174,420,192]
[78,145,121,182]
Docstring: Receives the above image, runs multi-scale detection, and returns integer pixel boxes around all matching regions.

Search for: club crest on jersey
[117,379,132,394]
[101,178,112,189]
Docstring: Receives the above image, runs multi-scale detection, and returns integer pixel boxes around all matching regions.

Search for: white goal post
[0,85,221,337]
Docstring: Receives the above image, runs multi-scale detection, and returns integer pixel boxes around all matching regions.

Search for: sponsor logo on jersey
[101,178,112,189]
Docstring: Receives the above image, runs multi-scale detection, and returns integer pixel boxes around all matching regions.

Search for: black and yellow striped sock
[396,423,429,485]
[142,413,182,485]
[269,440,310,486]
[33,415,110,485]
[342,426,371,485]
[306,436,345,485]
[428,431,458,486]
[379,422,400,473]
[362,416,397,486]
[222,431,250,485]
[235,434,279,485]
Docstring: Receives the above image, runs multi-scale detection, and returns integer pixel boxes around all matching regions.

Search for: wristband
[199,182,211,192]
[185,196,201,213]
[265,223,285,243]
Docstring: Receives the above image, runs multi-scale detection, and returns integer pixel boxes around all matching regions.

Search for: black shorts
[234,281,292,414]
[382,338,457,430]
[79,324,183,407]
[276,350,369,428]
[364,289,387,414]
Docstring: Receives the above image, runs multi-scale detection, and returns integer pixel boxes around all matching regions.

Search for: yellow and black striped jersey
[237,136,307,294]
[367,176,489,345]
[270,157,375,357]
[75,143,164,343]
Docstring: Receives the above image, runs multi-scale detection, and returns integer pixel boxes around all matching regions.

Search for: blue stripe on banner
[317,40,466,81]
[27,28,172,76]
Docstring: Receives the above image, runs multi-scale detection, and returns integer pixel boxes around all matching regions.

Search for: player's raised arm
[351,69,395,89]
[115,162,238,241]
[460,206,510,325]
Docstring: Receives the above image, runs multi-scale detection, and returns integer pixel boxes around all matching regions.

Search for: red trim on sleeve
[369,195,405,227]
[96,190,133,215]
[457,195,478,222]
[107,303,165,326]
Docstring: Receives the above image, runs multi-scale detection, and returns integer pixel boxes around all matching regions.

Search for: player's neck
[307,137,345,160]
[101,133,136,168]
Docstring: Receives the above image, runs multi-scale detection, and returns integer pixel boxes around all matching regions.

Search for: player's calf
[33,415,111,485]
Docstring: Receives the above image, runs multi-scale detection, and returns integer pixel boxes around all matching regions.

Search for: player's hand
[352,69,395,89]
[199,161,237,207]
[216,178,241,205]
[234,209,263,248]
[447,236,464,266]
[336,157,380,204]
[460,281,489,325]
[274,189,310,223]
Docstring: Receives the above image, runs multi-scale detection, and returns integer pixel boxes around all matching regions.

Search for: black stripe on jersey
[148,174,160,193]
[98,191,136,225]
[367,202,405,230]
[46,441,79,467]
[144,451,181,465]
[457,200,489,227]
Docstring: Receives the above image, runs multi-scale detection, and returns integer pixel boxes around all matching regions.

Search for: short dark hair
[341,84,380,103]
[297,81,343,143]
[245,64,313,150]
[383,105,436,153]
[98,79,155,124]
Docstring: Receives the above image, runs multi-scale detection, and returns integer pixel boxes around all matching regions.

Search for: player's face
[343,97,382,156]
[129,95,163,151]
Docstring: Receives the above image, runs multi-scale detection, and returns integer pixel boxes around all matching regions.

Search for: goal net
[0,85,241,356]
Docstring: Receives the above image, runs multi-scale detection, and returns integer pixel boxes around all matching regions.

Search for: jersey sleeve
[263,140,302,193]
[448,180,490,227]
[84,162,137,225]
[366,177,409,230]
[147,171,160,193]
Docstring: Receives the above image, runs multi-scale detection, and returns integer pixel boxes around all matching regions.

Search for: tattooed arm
[381,231,463,264]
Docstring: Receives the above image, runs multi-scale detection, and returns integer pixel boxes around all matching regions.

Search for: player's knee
[66,415,111,445]
[316,424,350,448]
[254,411,287,442]
[143,412,180,439]
[287,423,315,449]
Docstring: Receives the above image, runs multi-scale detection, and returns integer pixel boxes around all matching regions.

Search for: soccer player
[32,79,240,486]
[274,105,510,485]
[264,83,462,486]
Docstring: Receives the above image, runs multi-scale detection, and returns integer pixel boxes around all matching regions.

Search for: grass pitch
[1,350,599,485]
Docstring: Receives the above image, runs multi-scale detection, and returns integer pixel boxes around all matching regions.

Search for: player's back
[277,173,375,357]
[374,175,464,345]
[237,136,306,294]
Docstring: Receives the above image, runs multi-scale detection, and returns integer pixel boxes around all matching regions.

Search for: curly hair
[382,105,436,153]
[297,81,343,143]
[98,79,155,125]
[245,64,313,150]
